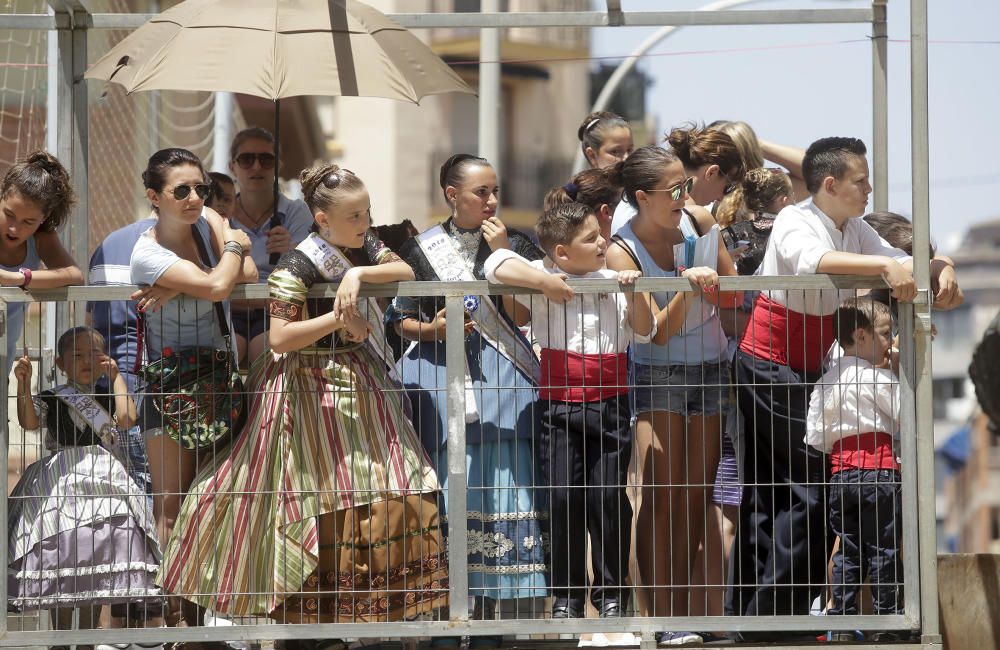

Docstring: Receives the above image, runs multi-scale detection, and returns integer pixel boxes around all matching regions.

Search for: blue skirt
[399,332,548,600]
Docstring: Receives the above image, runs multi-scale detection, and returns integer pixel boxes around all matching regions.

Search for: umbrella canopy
[84,0,474,102]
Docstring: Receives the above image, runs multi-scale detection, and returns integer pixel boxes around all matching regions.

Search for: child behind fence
[805,297,903,641]
[9,326,163,634]
[484,202,665,620]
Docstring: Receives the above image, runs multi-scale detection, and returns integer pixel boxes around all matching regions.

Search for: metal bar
[0,8,874,30]
[871,0,889,212]
[605,0,624,26]
[444,294,469,622]
[212,92,235,172]
[0,275,901,304]
[896,302,922,629]
[0,300,9,635]
[478,0,501,168]
[0,613,915,645]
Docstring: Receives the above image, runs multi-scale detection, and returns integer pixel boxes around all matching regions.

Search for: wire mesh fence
[1,277,930,647]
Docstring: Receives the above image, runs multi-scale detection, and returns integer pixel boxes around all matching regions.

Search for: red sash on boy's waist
[830,432,900,473]
[539,349,628,402]
[738,294,835,373]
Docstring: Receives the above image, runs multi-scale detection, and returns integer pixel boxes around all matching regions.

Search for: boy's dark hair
[835,296,892,348]
[802,137,867,195]
[535,202,594,256]
[207,171,234,208]
[57,326,106,358]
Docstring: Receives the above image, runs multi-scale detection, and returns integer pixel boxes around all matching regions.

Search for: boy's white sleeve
[804,380,832,452]
[872,368,901,431]
[483,248,536,310]
[483,248,525,283]
[772,216,831,276]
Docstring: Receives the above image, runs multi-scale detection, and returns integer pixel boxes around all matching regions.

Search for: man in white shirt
[727,137,959,638]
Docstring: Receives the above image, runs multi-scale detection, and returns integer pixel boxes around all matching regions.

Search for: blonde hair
[299,162,365,214]
[743,168,793,214]
[708,120,765,170]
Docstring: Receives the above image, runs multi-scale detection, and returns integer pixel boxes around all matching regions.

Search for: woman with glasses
[129,147,257,629]
[578,111,634,170]
[228,127,314,363]
[390,154,547,648]
[607,146,740,646]
[159,163,446,644]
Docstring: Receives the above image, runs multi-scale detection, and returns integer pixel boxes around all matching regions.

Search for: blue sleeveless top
[615,214,727,365]
[3,236,42,374]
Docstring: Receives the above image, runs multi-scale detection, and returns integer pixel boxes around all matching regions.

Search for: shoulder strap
[192,223,233,342]
[610,234,643,273]
[682,208,704,237]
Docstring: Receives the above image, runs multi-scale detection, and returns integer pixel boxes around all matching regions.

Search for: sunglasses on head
[322,168,355,189]
[166,183,211,201]
[646,176,694,201]
[234,152,276,170]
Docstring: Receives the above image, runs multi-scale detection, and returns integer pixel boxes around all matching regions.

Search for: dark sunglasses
[234,152,276,170]
[646,176,694,201]
[166,183,211,201]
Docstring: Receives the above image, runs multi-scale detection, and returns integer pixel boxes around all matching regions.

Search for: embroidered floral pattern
[467,530,516,558]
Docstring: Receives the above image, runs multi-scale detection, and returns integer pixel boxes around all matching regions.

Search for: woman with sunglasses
[607,146,740,647]
[228,127,314,363]
[390,154,548,648]
[0,150,83,374]
[159,163,445,647]
[610,125,745,236]
[129,147,256,628]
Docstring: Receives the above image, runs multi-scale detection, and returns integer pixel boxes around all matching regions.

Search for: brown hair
[578,111,631,161]
[56,325,106,358]
[605,145,679,207]
[300,162,365,214]
[835,296,892,348]
[229,126,277,161]
[666,124,745,181]
[743,168,793,214]
[1,151,76,232]
[707,120,765,170]
[543,167,622,213]
[863,211,935,258]
[535,202,594,256]
[439,153,491,207]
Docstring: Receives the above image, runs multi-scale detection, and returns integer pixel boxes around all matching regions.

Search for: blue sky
[590,0,1000,251]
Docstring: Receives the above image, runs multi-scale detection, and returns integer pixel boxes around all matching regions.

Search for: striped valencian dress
[158,232,448,623]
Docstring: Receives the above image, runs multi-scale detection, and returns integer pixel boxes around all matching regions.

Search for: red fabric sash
[830,432,900,472]
[739,294,835,373]
[539,349,628,402]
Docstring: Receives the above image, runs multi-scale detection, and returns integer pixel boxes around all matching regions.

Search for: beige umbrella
[85,0,474,102]
[86,0,473,261]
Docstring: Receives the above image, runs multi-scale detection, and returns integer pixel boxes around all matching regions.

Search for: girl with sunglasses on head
[606,146,741,647]
[578,111,634,170]
[0,151,83,373]
[129,147,257,629]
[159,164,445,646]
[389,154,548,648]
[228,127,314,363]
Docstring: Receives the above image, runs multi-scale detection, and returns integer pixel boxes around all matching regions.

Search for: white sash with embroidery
[416,224,540,385]
[52,385,118,449]
[297,233,396,374]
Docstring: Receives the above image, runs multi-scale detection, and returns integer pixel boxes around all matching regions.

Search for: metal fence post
[444,295,469,624]
[1,298,9,638]
[871,0,888,212]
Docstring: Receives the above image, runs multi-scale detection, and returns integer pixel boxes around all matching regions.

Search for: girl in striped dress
[158,163,446,636]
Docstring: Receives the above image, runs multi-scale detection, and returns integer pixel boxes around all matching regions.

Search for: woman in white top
[129,147,256,627]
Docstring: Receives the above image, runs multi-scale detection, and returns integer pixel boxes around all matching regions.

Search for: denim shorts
[631,360,730,417]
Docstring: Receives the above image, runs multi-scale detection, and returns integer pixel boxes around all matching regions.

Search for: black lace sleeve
[272,250,322,287]
[509,228,544,262]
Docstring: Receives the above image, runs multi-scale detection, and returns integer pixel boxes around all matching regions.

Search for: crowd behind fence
[0,277,933,647]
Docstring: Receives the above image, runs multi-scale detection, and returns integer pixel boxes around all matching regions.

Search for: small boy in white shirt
[806,296,902,630]
[484,202,669,619]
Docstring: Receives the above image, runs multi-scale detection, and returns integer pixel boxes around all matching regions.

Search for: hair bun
[26,151,68,180]
[300,161,340,202]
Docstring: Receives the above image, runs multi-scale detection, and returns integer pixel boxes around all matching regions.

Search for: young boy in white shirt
[806,296,902,639]
[484,202,672,619]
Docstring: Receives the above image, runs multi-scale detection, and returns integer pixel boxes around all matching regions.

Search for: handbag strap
[191,223,233,341]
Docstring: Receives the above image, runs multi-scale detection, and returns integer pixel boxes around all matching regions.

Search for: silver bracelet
[223,241,244,258]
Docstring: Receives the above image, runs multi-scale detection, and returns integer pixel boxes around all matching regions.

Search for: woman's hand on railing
[131,284,181,313]
[334,267,364,321]
[342,313,372,344]
[681,266,720,293]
